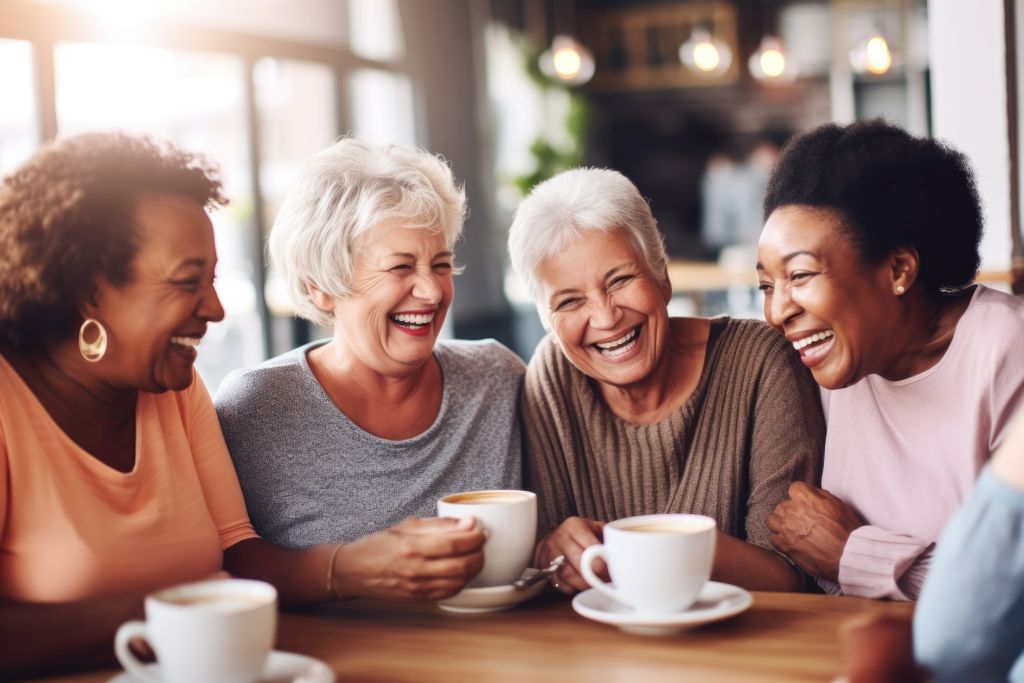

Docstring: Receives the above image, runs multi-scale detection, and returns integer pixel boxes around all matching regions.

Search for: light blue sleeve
[914,466,1024,683]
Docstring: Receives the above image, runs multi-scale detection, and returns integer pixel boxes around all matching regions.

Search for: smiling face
[323,222,454,376]
[536,228,672,388]
[756,205,903,389]
[89,192,224,393]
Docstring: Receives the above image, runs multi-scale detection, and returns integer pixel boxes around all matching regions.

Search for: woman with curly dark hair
[0,132,485,678]
[756,119,1024,601]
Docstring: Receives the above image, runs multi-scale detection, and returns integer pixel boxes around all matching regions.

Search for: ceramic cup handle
[114,621,161,683]
[579,544,624,605]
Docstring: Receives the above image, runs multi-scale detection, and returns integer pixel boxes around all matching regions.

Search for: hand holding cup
[330,517,486,601]
[437,490,537,588]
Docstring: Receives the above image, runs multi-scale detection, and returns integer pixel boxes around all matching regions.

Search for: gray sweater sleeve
[914,466,1024,683]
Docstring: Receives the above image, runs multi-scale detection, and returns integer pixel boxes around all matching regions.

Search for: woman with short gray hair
[509,167,824,594]
[216,138,525,601]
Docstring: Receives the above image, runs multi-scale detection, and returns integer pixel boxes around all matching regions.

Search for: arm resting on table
[714,532,802,592]
[0,592,144,680]
[223,538,337,608]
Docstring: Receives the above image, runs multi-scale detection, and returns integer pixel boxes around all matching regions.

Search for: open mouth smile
[390,310,436,336]
[791,330,835,365]
[592,326,640,357]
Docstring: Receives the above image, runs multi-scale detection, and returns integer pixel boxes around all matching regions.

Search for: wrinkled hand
[332,517,485,601]
[766,482,865,583]
[834,614,926,683]
[535,517,606,595]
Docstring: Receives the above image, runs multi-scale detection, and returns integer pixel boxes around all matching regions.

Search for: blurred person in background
[0,133,455,679]
[758,119,1024,600]
[215,138,523,598]
[508,167,824,594]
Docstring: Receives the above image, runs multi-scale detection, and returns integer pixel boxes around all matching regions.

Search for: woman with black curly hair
[756,119,1024,601]
[0,132,485,678]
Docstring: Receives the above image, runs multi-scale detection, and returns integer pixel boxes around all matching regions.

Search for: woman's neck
[879,287,974,381]
[306,338,443,439]
[598,318,710,425]
[310,339,437,405]
[4,340,137,425]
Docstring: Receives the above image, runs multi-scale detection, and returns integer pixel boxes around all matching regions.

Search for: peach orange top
[0,356,257,603]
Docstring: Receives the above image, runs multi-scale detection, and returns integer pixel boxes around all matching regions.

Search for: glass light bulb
[538,35,595,86]
[552,47,582,79]
[759,48,785,78]
[865,34,892,75]
[679,28,732,76]
[693,41,721,72]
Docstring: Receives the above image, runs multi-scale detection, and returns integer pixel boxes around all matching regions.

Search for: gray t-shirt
[215,339,525,548]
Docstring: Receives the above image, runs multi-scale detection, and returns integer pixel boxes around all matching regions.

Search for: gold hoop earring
[79,318,108,363]
[895,285,906,295]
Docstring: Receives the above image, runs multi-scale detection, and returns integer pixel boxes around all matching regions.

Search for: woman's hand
[331,517,485,601]
[535,516,605,594]
[766,481,865,582]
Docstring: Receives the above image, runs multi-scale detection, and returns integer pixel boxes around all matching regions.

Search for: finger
[766,511,782,533]
[566,521,603,550]
[406,552,486,581]
[788,480,815,498]
[421,530,488,559]
[769,532,789,551]
[555,565,590,593]
[408,516,476,532]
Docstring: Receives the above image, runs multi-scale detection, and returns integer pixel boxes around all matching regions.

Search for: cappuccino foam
[441,491,532,505]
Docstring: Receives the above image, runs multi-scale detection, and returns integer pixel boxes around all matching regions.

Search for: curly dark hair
[763,119,983,294]
[0,131,226,350]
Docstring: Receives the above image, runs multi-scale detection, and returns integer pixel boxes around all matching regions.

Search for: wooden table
[39,591,913,683]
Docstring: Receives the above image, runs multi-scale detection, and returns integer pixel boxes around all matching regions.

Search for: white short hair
[268,137,466,327]
[507,167,668,327]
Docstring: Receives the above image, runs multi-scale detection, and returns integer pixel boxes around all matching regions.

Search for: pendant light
[537,0,595,86]
[539,34,595,86]
[749,35,797,82]
[850,32,893,75]
[679,25,732,76]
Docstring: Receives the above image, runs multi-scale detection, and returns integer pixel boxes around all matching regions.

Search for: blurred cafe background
[0,0,1020,392]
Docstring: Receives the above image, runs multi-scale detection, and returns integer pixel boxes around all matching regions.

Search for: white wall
[929,0,1011,271]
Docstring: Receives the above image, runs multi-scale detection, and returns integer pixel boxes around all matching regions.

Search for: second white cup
[114,578,278,683]
[580,513,716,614]
[437,489,537,588]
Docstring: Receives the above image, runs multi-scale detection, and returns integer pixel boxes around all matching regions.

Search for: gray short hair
[507,168,668,326]
[269,137,466,327]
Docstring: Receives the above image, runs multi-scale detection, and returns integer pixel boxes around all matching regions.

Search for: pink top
[819,285,1024,600]
[0,356,257,602]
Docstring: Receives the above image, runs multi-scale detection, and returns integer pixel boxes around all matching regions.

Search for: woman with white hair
[216,138,525,601]
[509,168,824,593]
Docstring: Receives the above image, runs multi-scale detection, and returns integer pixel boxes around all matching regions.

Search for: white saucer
[571,581,753,636]
[108,650,334,683]
[436,568,547,613]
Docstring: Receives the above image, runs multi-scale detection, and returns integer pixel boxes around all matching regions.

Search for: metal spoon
[513,555,565,590]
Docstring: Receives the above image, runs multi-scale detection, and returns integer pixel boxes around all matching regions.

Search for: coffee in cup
[114,578,277,683]
[580,513,716,614]
[437,489,537,587]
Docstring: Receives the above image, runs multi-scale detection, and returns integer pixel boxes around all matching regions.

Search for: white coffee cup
[114,578,278,683]
[437,489,537,588]
[580,514,716,614]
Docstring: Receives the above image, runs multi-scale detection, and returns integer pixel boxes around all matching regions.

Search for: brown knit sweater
[523,317,825,550]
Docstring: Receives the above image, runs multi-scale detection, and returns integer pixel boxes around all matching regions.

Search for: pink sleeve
[185,372,259,549]
[836,524,933,600]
